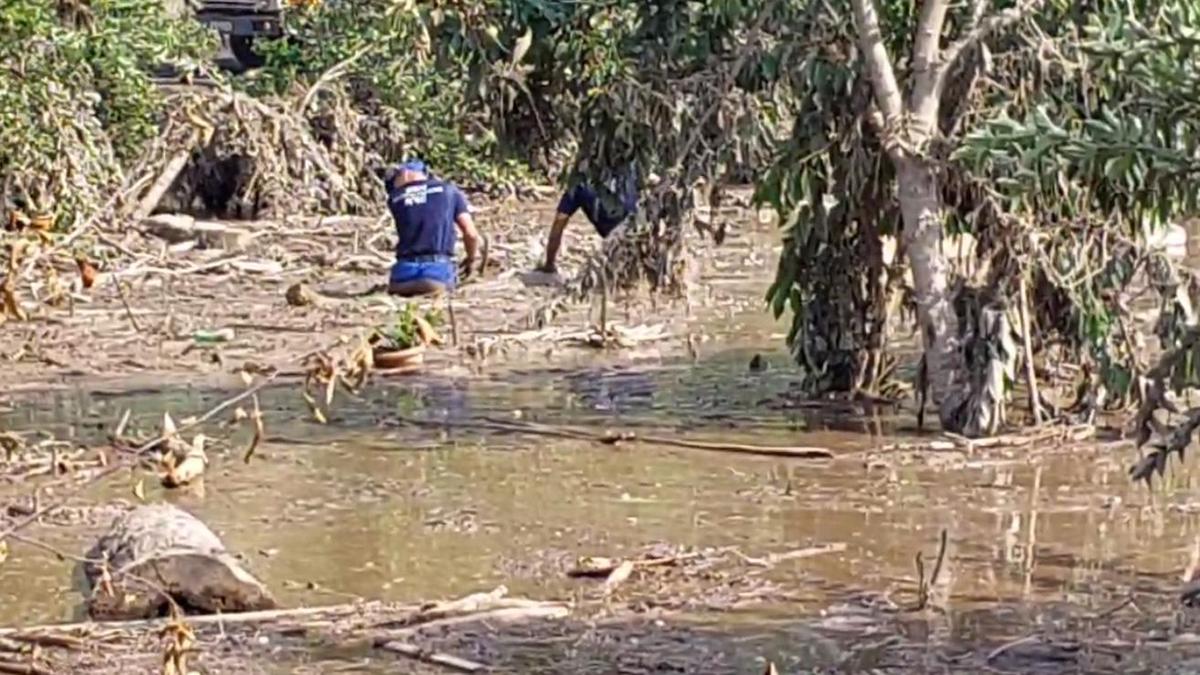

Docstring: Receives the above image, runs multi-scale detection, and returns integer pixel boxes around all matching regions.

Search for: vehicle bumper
[196,12,284,37]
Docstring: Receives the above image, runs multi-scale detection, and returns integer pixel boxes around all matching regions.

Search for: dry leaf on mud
[162,434,208,488]
[302,390,327,424]
[160,607,196,675]
[161,412,178,438]
[601,560,635,596]
[324,365,337,406]
[132,478,147,502]
[76,256,97,289]
[243,394,264,464]
[0,540,8,566]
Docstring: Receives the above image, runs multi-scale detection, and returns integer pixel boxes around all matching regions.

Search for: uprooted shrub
[0,0,215,229]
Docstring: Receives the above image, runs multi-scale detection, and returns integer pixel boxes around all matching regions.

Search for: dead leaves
[0,539,8,566]
[301,335,373,423]
[160,607,197,675]
[160,434,208,488]
[243,394,264,464]
[75,256,97,289]
[415,313,443,346]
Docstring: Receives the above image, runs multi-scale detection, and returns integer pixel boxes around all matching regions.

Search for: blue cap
[401,159,427,174]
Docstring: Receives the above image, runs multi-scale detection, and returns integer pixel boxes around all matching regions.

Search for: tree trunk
[81,503,277,620]
[896,157,968,431]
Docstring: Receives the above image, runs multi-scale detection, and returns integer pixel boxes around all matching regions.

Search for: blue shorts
[557,184,632,238]
[390,257,456,289]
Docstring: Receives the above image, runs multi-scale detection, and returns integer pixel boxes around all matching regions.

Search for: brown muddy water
[5,225,1200,673]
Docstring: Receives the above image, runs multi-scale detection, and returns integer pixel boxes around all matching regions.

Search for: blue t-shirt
[385,178,469,259]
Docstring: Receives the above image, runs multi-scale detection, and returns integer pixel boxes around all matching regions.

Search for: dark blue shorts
[390,257,456,290]
[557,184,629,237]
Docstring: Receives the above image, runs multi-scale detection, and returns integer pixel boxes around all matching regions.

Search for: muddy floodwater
[6,226,1200,673]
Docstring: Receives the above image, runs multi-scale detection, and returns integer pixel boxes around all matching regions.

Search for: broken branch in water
[0,370,279,544]
[911,529,949,612]
[394,416,835,460]
[730,543,847,567]
[567,552,703,577]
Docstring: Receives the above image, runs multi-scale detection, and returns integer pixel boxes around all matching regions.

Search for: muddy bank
[0,189,774,397]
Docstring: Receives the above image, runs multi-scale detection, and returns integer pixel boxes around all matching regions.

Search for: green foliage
[950,2,1200,402]
[375,303,442,350]
[0,0,214,225]
[745,0,1200,406]
[246,0,569,188]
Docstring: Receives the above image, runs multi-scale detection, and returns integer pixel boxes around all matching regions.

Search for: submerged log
[82,504,276,620]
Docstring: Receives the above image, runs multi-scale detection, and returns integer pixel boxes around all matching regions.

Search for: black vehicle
[194,0,286,69]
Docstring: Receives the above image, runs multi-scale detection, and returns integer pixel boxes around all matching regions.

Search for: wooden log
[81,504,276,620]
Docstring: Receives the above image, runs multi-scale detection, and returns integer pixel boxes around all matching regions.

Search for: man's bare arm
[456,212,480,264]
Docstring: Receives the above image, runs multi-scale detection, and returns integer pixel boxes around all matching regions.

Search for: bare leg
[540,212,570,273]
[387,279,448,297]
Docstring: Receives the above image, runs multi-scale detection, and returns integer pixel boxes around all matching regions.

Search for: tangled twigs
[1129,327,1200,484]
[911,529,949,612]
[0,370,279,545]
[159,607,196,675]
[300,333,374,423]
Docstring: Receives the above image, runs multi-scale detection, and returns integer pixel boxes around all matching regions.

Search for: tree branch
[851,0,906,124]
[940,0,1046,78]
[909,0,952,125]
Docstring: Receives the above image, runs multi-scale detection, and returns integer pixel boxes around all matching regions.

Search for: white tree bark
[851,0,969,429]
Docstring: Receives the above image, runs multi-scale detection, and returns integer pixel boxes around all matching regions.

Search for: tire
[228,35,265,69]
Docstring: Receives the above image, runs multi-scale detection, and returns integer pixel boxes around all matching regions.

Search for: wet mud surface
[5,208,1200,673]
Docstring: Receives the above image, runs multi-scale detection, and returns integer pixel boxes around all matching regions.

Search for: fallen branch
[878,423,1094,453]
[0,660,54,675]
[378,641,484,673]
[730,543,847,567]
[567,552,702,578]
[396,416,835,460]
[0,601,388,636]
[377,605,570,637]
[911,529,949,612]
[0,370,279,544]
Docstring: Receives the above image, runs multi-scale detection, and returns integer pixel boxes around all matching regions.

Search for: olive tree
[752,0,1200,437]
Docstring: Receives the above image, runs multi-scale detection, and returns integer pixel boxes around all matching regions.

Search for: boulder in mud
[141,214,253,251]
[82,503,276,620]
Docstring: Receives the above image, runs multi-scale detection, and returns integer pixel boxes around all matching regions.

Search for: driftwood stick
[567,552,703,578]
[0,602,390,637]
[377,605,570,638]
[378,641,485,673]
[1018,277,1044,424]
[131,142,196,223]
[113,279,142,332]
[0,660,55,675]
[396,416,835,460]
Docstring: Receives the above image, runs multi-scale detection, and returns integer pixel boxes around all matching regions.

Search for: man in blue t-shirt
[384,159,481,296]
[537,162,640,274]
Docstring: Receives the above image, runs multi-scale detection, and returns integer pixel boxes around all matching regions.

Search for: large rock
[81,503,276,620]
[142,214,253,251]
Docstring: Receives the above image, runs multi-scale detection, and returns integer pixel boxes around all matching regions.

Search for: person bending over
[537,163,640,274]
[384,159,480,296]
